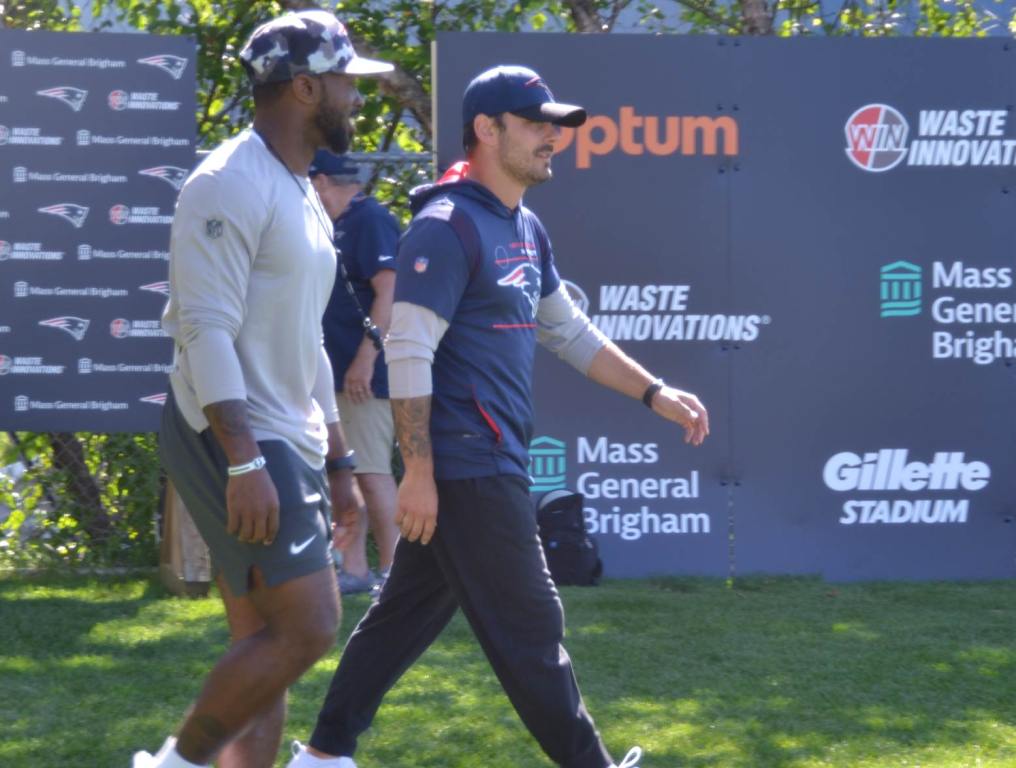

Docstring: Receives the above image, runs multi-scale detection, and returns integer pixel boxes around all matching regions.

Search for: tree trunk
[48,433,111,540]
[741,0,774,35]
[564,0,606,32]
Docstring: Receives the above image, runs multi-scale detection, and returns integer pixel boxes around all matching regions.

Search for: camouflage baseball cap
[240,10,393,85]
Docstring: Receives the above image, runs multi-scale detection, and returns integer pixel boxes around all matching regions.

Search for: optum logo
[880,261,922,318]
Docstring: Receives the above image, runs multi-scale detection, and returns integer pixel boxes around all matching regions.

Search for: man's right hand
[395,471,438,545]
[226,469,280,545]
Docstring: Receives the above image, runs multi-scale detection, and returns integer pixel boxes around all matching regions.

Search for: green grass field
[1,575,1014,768]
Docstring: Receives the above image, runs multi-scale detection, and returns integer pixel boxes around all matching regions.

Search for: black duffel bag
[536,489,603,586]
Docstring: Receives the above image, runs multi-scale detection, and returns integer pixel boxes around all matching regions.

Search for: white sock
[152,737,206,768]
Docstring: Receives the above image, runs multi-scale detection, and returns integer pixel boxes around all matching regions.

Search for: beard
[315,100,354,154]
[498,138,553,189]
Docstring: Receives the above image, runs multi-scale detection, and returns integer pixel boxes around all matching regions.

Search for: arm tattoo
[204,399,251,438]
[392,396,432,460]
[203,399,259,463]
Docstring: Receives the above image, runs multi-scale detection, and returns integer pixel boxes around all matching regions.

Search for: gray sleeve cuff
[537,286,610,374]
[388,357,433,398]
[385,301,449,364]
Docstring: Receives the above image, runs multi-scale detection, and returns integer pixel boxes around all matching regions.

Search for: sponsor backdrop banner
[0,29,195,431]
[436,33,1016,580]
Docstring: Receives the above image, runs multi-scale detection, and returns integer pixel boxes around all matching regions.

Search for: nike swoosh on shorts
[290,534,316,556]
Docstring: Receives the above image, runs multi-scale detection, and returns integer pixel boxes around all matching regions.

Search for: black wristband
[325,450,356,473]
[363,323,382,351]
[642,378,664,408]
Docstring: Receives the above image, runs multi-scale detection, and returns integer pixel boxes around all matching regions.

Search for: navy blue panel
[0,29,195,431]
[726,39,1016,580]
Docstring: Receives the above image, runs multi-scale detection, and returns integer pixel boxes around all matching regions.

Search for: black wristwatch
[642,378,664,408]
[325,450,357,473]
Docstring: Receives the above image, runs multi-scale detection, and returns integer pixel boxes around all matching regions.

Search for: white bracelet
[227,455,266,477]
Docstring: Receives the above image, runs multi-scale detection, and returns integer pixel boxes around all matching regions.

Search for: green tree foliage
[0,0,1011,568]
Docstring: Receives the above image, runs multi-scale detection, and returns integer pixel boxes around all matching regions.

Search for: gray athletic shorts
[159,387,333,596]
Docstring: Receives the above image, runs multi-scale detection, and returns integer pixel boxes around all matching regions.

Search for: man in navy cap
[135,10,391,768]
[309,150,401,596]
[289,65,708,768]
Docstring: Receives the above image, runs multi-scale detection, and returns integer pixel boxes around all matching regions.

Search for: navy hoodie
[394,162,561,480]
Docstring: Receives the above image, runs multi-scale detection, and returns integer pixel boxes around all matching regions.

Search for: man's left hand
[651,387,710,446]
[343,351,375,404]
[328,468,360,549]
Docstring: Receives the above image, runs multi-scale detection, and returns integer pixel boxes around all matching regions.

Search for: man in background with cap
[309,150,401,595]
[288,65,708,768]
[135,11,391,768]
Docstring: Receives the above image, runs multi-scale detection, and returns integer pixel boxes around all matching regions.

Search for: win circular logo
[0,355,11,376]
[108,90,128,111]
[110,318,131,338]
[109,204,130,226]
[0,125,8,146]
[0,241,10,261]
[561,279,589,314]
[845,104,910,173]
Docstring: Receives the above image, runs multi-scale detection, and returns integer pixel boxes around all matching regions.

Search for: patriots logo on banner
[39,316,90,341]
[140,393,167,406]
[38,203,89,228]
[139,165,189,191]
[139,281,171,296]
[137,54,188,80]
[36,86,88,112]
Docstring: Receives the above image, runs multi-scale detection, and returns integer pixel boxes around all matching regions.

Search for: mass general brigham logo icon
[529,436,567,493]
[880,261,922,317]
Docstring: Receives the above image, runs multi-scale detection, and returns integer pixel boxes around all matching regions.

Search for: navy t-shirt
[395,178,561,480]
[322,194,400,398]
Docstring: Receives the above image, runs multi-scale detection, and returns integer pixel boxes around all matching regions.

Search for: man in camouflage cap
[133,10,390,768]
[239,9,391,86]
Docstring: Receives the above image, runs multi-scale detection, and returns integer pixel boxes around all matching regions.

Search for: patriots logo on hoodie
[38,203,89,228]
[36,86,87,112]
[38,316,90,341]
[496,264,541,319]
[139,165,189,191]
[137,54,188,80]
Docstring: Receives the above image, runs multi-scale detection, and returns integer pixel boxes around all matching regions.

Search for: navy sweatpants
[309,474,613,768]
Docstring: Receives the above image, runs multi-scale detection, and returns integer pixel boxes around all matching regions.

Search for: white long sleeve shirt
[162,129,339,468]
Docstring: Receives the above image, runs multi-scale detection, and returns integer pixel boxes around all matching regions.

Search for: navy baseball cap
[462,65,586,128]
[240,10,392,85]
[309,150,363,181]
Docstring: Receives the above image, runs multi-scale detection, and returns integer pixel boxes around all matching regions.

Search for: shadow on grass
[1,577,1014,767]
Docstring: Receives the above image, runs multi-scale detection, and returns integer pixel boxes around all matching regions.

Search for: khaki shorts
[336,393,395,475]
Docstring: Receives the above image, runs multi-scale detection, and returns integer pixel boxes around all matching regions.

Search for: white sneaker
[131,752,155,768]
[610,746,643,768]
[286,740,358,768]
